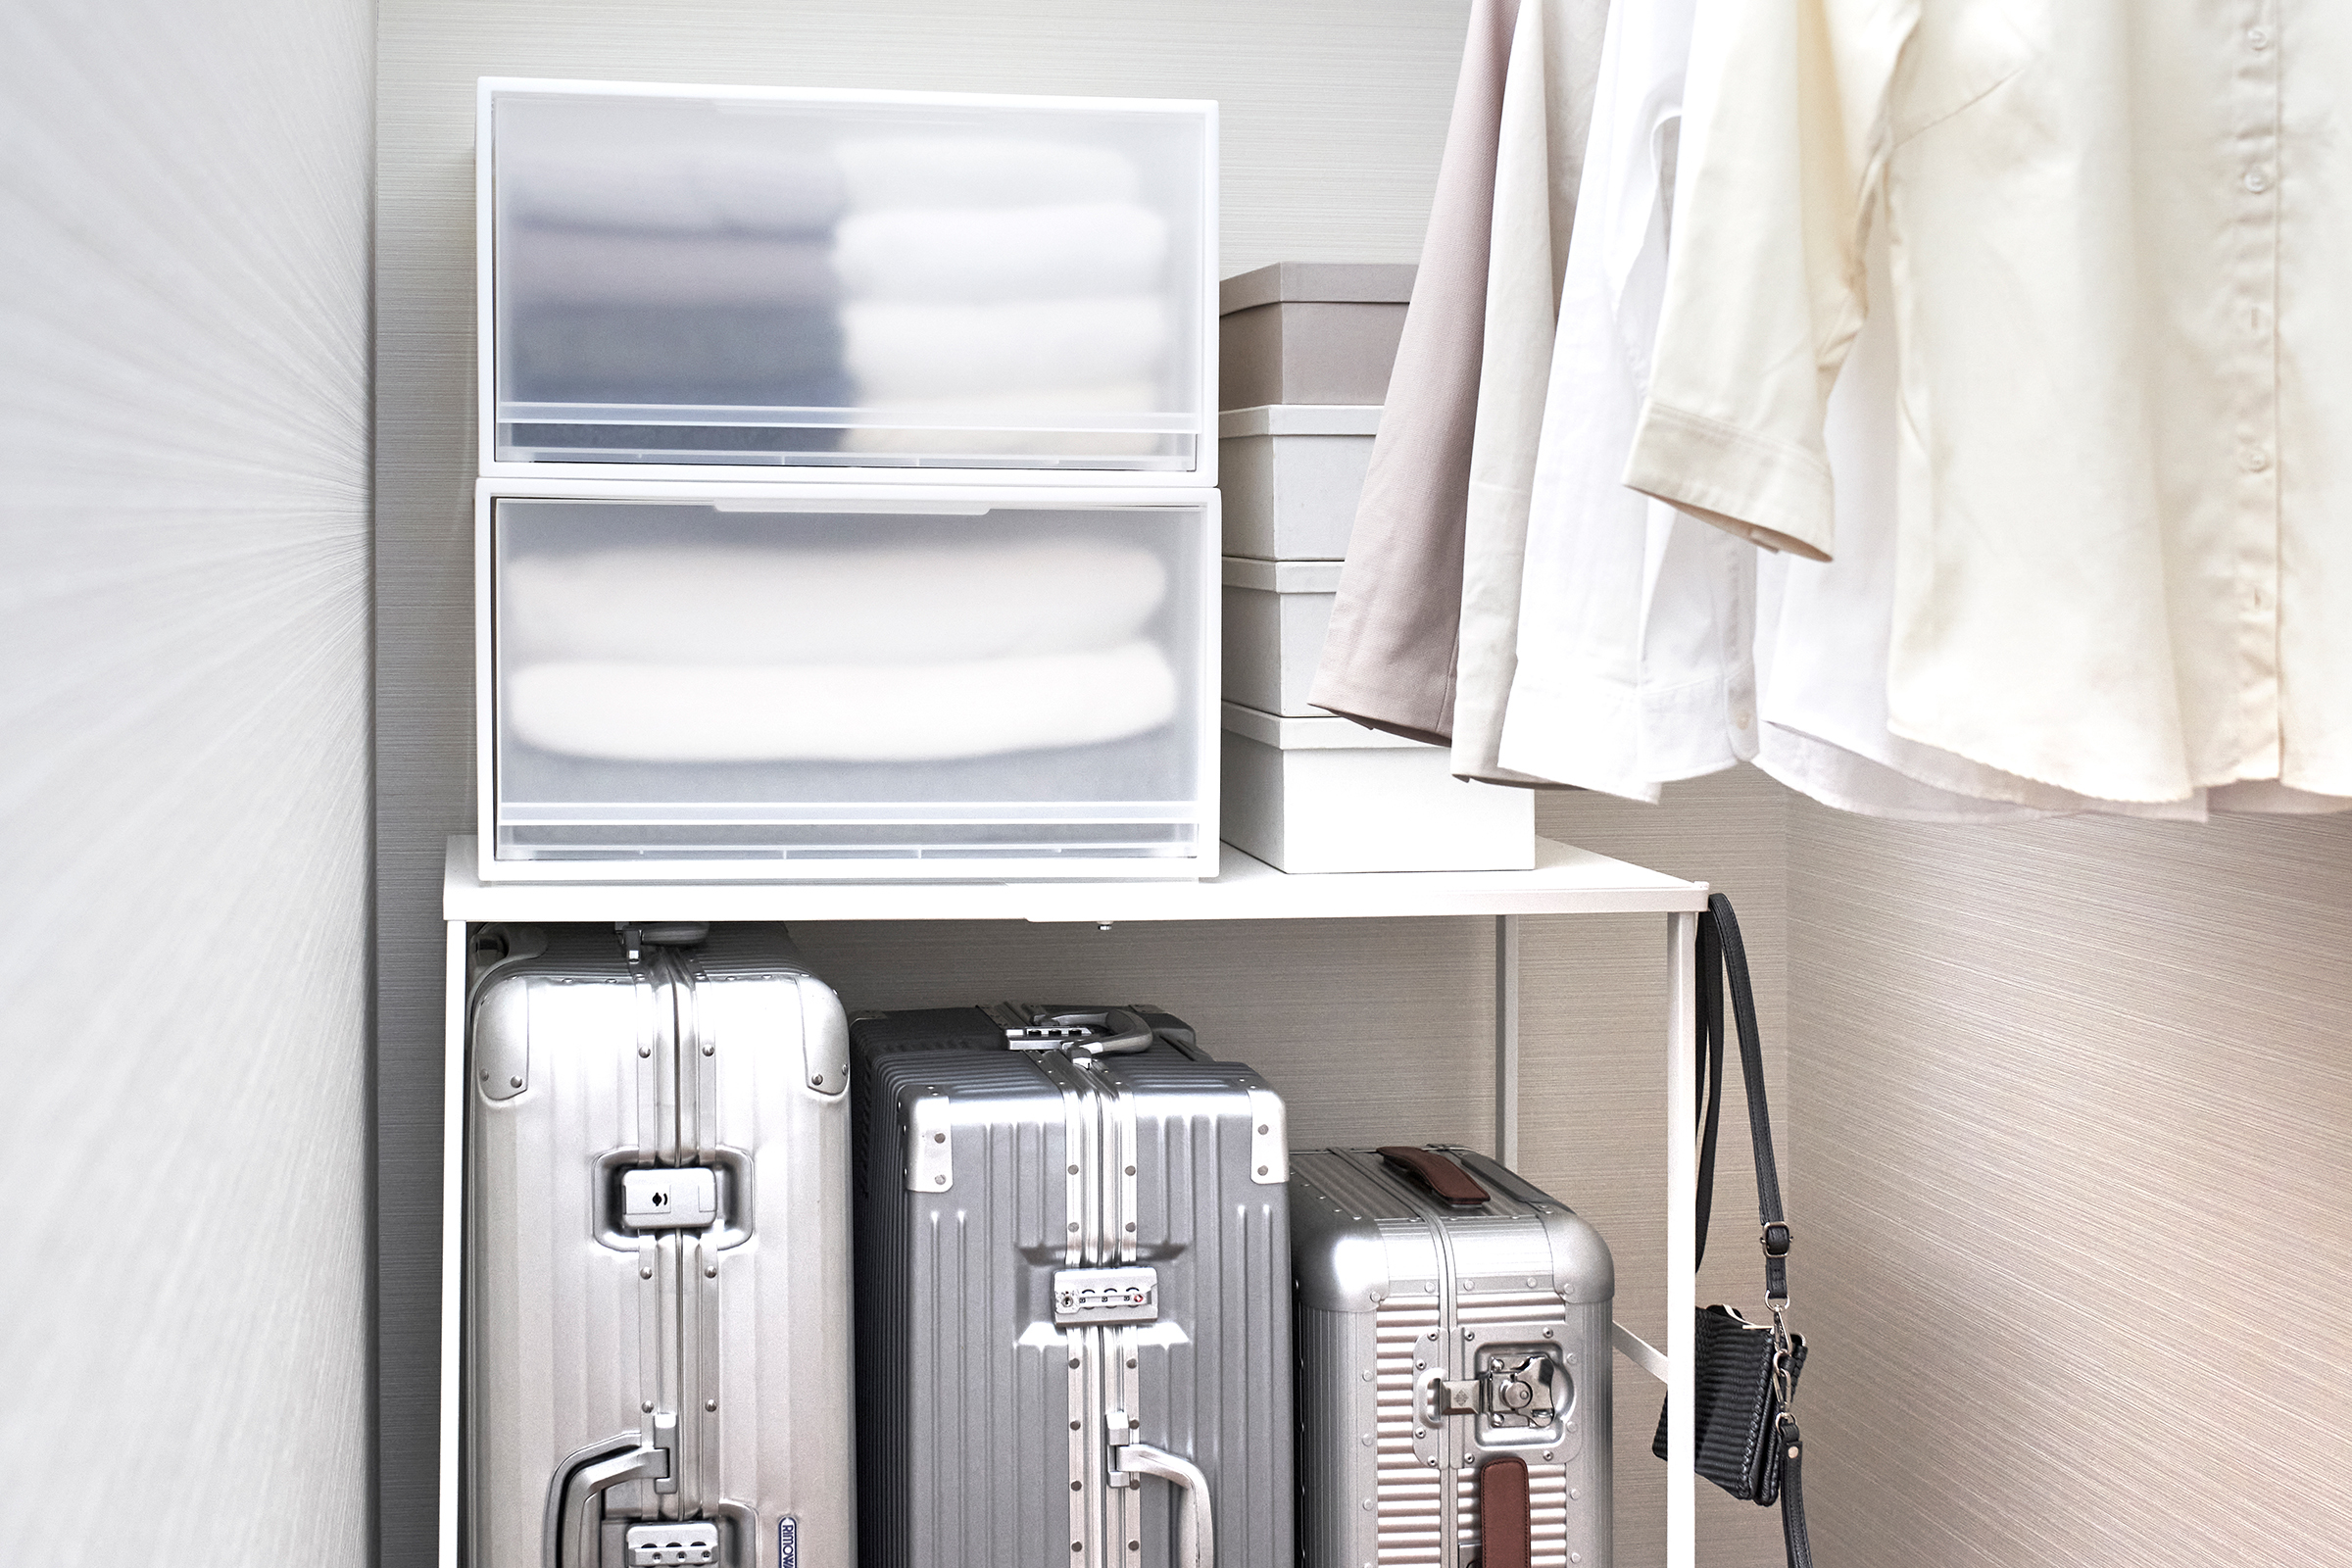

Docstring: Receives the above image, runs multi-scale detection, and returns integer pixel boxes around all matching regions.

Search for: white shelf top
[443,836,1707,923]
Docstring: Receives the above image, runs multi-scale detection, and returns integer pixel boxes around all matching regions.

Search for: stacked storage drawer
[473,78,1221,881]
[1215,265,1533,872]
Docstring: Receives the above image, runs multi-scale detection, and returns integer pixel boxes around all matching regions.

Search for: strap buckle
[1760,1221,1792,1258]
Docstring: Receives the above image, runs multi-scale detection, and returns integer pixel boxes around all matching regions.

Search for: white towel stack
[501,538,1178,763]
[828,138,1172,456]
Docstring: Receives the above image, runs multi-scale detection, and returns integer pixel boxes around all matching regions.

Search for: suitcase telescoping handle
[1376,1146,1492,1207]
[1114,1442,1214,1568]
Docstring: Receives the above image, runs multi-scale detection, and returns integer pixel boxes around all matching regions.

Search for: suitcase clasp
[1053,1265,1159,1325]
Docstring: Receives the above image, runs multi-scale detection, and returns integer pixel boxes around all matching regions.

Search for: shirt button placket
[2234,1,2284,773]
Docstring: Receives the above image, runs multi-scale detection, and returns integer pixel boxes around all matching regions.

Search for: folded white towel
[499,142,845,235]
[844,296,1167,401]
[501,537,1169,665]
[507,642,1180,762]
[499,230,841,308]
[840,382,1167,457]
[831,204,1168,304]
[835,137,1140,212]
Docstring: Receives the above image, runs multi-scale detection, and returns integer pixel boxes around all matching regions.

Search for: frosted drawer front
[489,497,1209,866]
[486,83,1211,473]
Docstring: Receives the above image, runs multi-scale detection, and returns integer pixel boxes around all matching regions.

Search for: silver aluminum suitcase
[850,1004,1295,1568]
[1290,1147,1614,1568]
[466,922,855,1568]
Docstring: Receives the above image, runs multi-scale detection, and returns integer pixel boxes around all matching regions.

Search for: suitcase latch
[1053,1265,1159,1325]
[620,1167,718,1231]
[1480,1353,1565,1428]
[1427,1353,1567,1428]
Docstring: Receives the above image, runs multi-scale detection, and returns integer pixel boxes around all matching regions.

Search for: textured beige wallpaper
[0,1,375,1562]
[1788,801,2352,1567]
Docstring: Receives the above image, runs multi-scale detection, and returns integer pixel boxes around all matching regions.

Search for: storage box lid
[1222,557,1346,593]
[1218,262,1417,316]
[1221,701,1427,751]
[1217,405,1384,439]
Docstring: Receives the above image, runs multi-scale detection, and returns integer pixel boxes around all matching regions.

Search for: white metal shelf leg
[1665,910,1698,1568]
[440,919,469,1568]
[1494,913,1522,1166]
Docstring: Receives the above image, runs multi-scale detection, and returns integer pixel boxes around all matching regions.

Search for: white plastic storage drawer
[1220,703,1533,874]
[480,78,1216,484]
[1218,405,1378,560]
[478,484,1218,880]
[1221,557,1341,716]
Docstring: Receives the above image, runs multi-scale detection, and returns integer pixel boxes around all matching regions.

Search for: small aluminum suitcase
[850,1004,1295,1568]
[1290,1146,1614,1568]
[466,921,855,1568]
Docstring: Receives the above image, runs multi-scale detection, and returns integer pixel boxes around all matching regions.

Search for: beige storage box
[1220,702,1536,874]
[1218,405,1379,560]
[1217,262,1414,410]
[1222,557,1340,717]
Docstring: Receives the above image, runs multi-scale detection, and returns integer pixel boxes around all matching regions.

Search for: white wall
[0,2,376,1562]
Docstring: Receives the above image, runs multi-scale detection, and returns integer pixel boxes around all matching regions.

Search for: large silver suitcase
[850,1004,1295,1568]
[466,922,855,1568]
[1290,1147,1614,1568]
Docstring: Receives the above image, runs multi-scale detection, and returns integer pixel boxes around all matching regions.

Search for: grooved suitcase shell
[1289,1149,1613,1568]
[466,924,856,1568]
[852,1017,1295,1568]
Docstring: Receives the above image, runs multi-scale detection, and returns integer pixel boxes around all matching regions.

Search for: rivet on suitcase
[1290,1146,1614,1568]
[850,1004,1296,1568]
[466,922,856,1568]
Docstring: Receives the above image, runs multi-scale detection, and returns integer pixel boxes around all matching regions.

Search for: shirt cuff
[1620,399,1837,563]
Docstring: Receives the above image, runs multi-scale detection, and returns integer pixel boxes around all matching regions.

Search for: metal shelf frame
[435,833,1707,1568]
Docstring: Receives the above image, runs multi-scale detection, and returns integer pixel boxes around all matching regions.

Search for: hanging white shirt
[1496,0,1747,800]
[1623,2,2352,804]
[1450,0,1610,786]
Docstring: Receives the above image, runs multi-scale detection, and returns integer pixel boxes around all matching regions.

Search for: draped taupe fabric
[1308,0,1521,745]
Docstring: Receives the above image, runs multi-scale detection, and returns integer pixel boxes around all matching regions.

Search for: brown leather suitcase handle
[1376,1146,1491,1207]
[1479,1455,1532,1568]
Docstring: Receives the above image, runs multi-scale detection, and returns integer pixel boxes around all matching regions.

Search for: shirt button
[2244,169,2271,193]
[1733,710,1753,731]
[2247,26,2271,49]
[2241,448,2273,473]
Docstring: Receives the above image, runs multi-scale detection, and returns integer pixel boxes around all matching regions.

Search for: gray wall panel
[0,0,376,1560]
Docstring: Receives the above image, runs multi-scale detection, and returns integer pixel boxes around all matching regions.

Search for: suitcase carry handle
[1115,1442,1215,1568]
[1479,1455,1533,1568]
[1377,1146,1492,1207]
[998,1004,1157,1056]
[543,1434,667,1568]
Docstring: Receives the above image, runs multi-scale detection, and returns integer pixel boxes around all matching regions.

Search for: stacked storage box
[472,79,1221,882]
[1215,264,1535,872]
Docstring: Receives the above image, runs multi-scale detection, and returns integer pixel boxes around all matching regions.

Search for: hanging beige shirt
[1449,0,1609,786]
[1620,1,2352,804]
[1310,0,1520,746]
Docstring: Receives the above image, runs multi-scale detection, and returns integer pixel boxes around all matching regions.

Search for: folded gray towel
[505,305,846,405]
[498,140,845,235]
[500,228,841,308]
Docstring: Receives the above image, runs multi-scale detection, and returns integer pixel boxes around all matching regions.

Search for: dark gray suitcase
[465,922,855,1568]
[850,1004,1295,1568]
[1290,1146,1614,1568]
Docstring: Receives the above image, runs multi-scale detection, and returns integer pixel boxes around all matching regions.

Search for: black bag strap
[1690,893,1790,1304]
